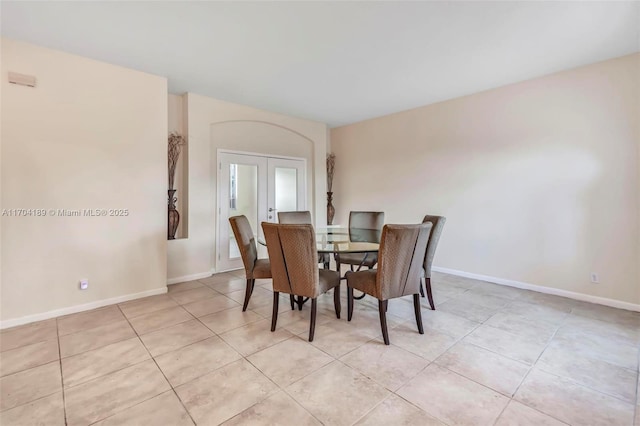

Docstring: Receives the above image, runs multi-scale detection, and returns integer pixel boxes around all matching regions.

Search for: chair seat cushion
[345,269,378,298]
[338,253,378,267]
[251,258,272,279]
[318,269,340,294]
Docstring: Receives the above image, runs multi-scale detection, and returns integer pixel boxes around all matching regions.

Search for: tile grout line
[533,309,639,406]
[0,389,63,418]
[62,345,162,422]
[275,385,323,424]
[501,298,570,424]
[59,325,139,363]
[196,293,351,425]
[533,360,639,405]
[458,322,556,365]
[55,318,69,426]
[318,284,635,425]
[489,398,510,426]
[422,355,513,424]
[493,305,586,426]
[53,303,166,360]
[105,293,288,424]
[345,392,391,426]
[429,325,514,392]
[236,316,385,425]
[338,294,476,425]
[113,303,199,426]
[203,311,264,334]
[331,355,431,426]
[4,274,638,425]
[241,340,327,425]
[208,317,291,358]
[119,298,182,321]
[392,385,457,426]
[167,292,229,310]
[511,308,569,393]
[0,338,61,378]
[429,290,566,426]
[0,322,118,419]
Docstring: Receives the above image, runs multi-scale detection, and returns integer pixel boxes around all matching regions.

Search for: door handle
[268,208,277,212]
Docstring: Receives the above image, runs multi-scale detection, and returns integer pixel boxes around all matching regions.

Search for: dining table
[258,227,381,309]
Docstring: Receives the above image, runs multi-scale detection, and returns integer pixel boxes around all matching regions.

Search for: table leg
[335,253,370,300]
[352,254,370,299]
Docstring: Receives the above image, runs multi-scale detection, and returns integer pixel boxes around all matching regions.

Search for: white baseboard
[167,270,215,285]
[0,287,168,330]
[432,266,640,312]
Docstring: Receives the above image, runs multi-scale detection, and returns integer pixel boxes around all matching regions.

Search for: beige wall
[1,39,168,325]
[331,54,640,306]
[167,93,328,281]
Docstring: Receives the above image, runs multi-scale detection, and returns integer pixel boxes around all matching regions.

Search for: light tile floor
[1,271,639,425]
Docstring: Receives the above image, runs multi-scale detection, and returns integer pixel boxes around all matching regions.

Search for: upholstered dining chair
[262,222,341,342]
[336,211,384,276]
[420,215,447,310]
[278,211,330,269]
[229,215,291,312]
[346,223,432,345]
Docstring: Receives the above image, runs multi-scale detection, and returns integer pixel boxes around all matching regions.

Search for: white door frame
[216,149,307,272]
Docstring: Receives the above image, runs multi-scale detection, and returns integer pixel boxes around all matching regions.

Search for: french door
[217,151,306,271]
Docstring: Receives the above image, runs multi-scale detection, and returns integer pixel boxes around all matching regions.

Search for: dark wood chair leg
[425,277,435,310]
[289,294,295,310]
[309,298,317,342]
[297,295,304,311]
[419,281,425,298]
[413,294,424,334]
[347,286,354,321]
[271,291,280,332]
[333,284,341,319]
[242,278,254,312]
[378,300,390,345]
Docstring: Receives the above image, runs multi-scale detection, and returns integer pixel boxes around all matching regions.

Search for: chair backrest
[376,223,432,300]
[349,211,384,230]
[229,215,258,275]
[349,211,384,243]
[421,215,446,278]
[262,222,320,298]
[278,211,312,224]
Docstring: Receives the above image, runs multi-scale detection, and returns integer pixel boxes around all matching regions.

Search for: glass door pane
[274,167,297,213]
[228,163,259,259]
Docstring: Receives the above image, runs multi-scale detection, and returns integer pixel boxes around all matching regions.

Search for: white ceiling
[2,1,639,127]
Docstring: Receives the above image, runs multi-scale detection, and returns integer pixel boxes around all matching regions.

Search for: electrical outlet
[590,273,599,284]
[79,279,89,290]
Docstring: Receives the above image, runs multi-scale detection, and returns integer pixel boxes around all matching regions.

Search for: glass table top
[258,227,380,253]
